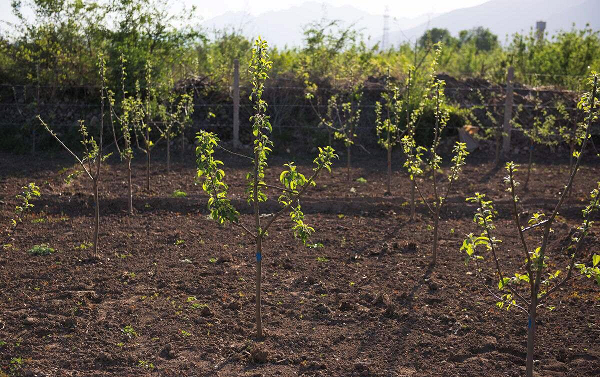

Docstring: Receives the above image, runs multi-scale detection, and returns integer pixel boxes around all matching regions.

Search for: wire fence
[0,72,595,142]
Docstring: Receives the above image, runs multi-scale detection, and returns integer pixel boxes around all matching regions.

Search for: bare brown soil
[0,148,599,377]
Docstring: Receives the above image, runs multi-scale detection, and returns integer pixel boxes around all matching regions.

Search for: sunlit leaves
[195,131,239,225]
[12,182,41,226]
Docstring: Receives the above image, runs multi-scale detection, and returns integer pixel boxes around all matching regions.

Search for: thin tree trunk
[146,125,151,191]
[146,150,151,191]
[526,297,537,377]
[347,145,351,182]
[93,179,100,258]
[432,204,440,265]
[525,140,533,190]
[410,180,416,221]
[386,146,392,195]
[127,157,133,215]
[181,131,185,162]
[494,130,501,166]
[255,236,262,339]
[569,142,574,172]
[167,132,171,174]
[253,132,263,339]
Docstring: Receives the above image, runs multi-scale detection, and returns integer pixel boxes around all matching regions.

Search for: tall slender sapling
[461,73,599,377]
[402,77,469,266]
[195,38,337,339]
[39,56,110,258]
[375,70,404,195]
[322,78,362,181]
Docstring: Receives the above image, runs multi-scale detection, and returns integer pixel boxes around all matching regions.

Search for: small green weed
[172,189,187,198]
[29,244,54,256]
[121,325,137,338]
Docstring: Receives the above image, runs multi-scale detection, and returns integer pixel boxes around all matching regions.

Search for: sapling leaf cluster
[195,37,337,339]
[461,73,599,377]
[12,183,41,227]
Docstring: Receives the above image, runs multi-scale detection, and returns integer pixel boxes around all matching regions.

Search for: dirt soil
[0,147,599,377]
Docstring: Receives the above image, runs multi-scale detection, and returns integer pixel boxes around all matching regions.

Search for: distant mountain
[390,0,599,46]
[202,1,434,48]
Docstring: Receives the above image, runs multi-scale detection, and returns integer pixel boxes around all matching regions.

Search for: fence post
[233,59,240,148]
[502,66,514,157]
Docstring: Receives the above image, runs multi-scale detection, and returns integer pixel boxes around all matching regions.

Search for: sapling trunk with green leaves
[405,70,416,221]
[177,91,194,163]
[158,80,176,174]
[323,82,362,182]
[158,85,194,173]
[375,71,404,195]
[513,97,559,190]
[134,62,160,191]
[461,73,599,377]
[39,55,110,259]
[195,38,337,340]
[556,101,581,173]
[402,78,469,266]
[402,46,441,222]
[108,54,138,215]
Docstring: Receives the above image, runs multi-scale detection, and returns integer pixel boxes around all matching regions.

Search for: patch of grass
[28,244,54,256]
[191,302,207,310]
[121,325,137,338]
[75,242,93,250]
[174,239,185,246]
[316,256,329,263]
[137,360,154,369]
[356,177,367,184]
[172,189,187,198]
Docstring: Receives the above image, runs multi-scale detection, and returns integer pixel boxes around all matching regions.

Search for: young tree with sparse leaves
[461,73,599,377]
[375,70,405,195]
[39,55,110,259]
[402,76,469,266]
[322,80,362,182]
[513,96,560,189]
[194,37,337,339]
[108,54,140,215]
[157,81,194,173]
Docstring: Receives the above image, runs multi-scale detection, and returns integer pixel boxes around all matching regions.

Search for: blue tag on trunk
[256,252,262,262]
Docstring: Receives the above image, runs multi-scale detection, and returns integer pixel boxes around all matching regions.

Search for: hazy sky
[194,0,489,19]
[0,0,490,25]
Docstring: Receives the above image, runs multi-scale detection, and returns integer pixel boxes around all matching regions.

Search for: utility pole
[382,6,390,51]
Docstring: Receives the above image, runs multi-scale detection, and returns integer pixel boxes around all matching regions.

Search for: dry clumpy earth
[0,147,599,377]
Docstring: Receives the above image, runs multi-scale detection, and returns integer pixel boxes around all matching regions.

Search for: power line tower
[382,6,390,51]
